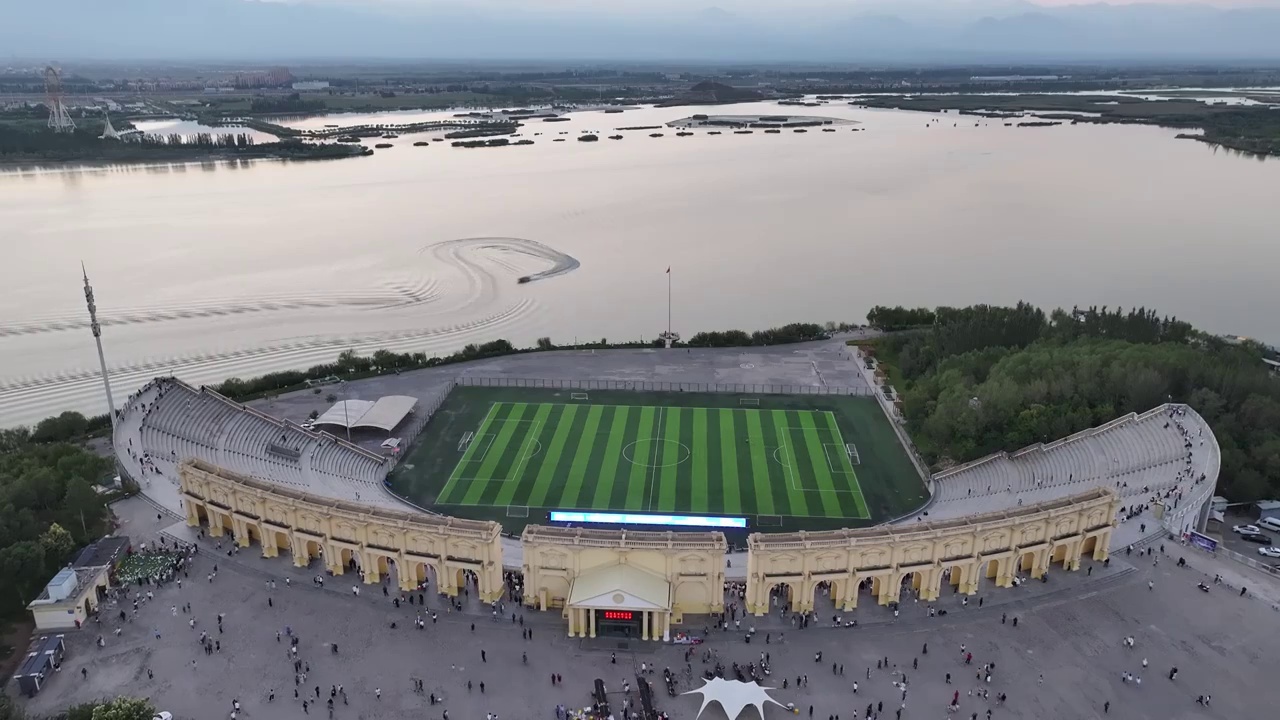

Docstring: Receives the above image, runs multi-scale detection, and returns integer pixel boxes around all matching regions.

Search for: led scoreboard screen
[602,611,634,621]
[548,511,747,528]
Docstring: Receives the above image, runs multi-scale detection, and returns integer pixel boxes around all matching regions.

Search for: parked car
[1240,532,1272,545]
[1258,546,1280,559]
[153,712,173,720]
[1232,524,1260,535]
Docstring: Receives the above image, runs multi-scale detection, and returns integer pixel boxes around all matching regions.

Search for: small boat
[649,133,664,137]
[375,143,392,149]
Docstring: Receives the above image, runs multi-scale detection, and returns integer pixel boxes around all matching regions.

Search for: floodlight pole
[82,263,117,430]
[667,268,672,338]
[342,381,352,442]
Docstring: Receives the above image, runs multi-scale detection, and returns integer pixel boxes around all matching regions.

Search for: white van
[1258,517,1280,533]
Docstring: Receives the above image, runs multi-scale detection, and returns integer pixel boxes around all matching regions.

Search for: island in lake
[668,113,857,130]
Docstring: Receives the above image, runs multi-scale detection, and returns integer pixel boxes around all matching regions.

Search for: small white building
[27,565,112,631]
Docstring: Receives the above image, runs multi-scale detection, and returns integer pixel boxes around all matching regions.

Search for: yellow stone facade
[177,459,1117,636]
[520,525,727,641]
[745,487,1117,614]
[179,459,505,602]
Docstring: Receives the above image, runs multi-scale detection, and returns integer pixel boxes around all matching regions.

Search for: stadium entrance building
[521,525,727,642]
[566,564,672,641]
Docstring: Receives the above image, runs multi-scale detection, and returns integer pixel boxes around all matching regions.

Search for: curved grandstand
[116,373,1219,558]
[901,403,1219,550]
[115,378,399,510]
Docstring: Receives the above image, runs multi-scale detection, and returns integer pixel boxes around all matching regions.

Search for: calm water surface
[2,100,1277,426]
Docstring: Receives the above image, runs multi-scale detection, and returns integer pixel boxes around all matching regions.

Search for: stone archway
[767,582,796,613]
[1051,544,1069,567]
[1081,535,1098,557]
[1018,550,1037,574]
[273,530,290,555]
[340,547,361,573]
[304,540,323,564]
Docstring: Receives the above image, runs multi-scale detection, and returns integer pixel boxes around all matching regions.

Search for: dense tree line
[876,303,1280,502]
[687,323,828,347]
[0,429,116,619]
[866,305,936,331]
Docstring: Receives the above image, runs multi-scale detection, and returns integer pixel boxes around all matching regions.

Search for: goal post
[846,443,861,466]
[506,505,529,518]
[756,514,783,527]
[570,392,589,401]
[739,398,760,407]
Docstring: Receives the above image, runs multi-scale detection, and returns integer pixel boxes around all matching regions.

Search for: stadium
[115,340,1221,634]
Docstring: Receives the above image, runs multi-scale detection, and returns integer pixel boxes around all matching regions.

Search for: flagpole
[667,267,672,337]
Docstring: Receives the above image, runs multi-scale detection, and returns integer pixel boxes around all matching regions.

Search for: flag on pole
[666,266,670,274]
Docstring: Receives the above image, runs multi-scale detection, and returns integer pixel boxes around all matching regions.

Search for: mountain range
[4,0,1280,62]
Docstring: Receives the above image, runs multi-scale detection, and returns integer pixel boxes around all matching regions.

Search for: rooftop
[72,536,131,569]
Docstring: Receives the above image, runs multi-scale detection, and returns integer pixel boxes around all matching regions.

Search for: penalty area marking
[452,419,543,485]
[772,429,861,493]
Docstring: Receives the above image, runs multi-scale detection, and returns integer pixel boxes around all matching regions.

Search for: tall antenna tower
[45,66,76,133]
[82,263,117,429]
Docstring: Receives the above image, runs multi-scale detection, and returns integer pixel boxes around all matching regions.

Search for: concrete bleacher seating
[114,377,399,509]
[901,403,1218,549]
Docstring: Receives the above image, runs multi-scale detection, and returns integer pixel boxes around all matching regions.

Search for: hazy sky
[372,0,1280,7]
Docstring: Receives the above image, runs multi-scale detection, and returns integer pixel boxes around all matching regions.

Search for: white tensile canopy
[313,396,417,432]
[683,677,785,720]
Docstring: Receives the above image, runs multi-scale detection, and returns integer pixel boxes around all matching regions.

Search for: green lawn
[389,387,926,534]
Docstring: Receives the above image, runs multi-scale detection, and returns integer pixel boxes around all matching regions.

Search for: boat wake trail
[424,236,580,285]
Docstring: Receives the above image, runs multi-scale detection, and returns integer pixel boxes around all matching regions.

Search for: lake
[2,99,1278,427]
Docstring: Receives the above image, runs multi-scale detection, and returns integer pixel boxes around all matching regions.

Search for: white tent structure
[314,396,417,433]
[100,113,120,140]
[683,678,785,720]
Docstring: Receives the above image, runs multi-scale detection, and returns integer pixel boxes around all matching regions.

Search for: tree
[39,523,74,564]
[0,541,47,607]
[90,697,157,720]
[31,411,89,443]
[880,302,1280,501]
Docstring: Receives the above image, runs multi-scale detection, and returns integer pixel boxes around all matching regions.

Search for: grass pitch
[390,387,926,532]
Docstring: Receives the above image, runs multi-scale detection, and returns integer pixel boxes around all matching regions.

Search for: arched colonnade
[180,459,504,602]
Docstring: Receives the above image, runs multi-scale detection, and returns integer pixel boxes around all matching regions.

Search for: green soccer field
[434,400,869,519]
[389,386,927,533]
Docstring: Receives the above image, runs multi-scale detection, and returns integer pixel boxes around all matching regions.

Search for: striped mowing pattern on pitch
[435,402,870,519]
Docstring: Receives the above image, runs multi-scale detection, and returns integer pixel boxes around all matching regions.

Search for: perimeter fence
[455,376,872,396]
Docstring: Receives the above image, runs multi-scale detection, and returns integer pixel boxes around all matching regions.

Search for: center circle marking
[622,438,691,468]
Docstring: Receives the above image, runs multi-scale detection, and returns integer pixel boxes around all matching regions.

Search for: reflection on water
[1,99,1278,425]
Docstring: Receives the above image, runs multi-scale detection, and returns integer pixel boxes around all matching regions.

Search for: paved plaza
[18,497,1280,720]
